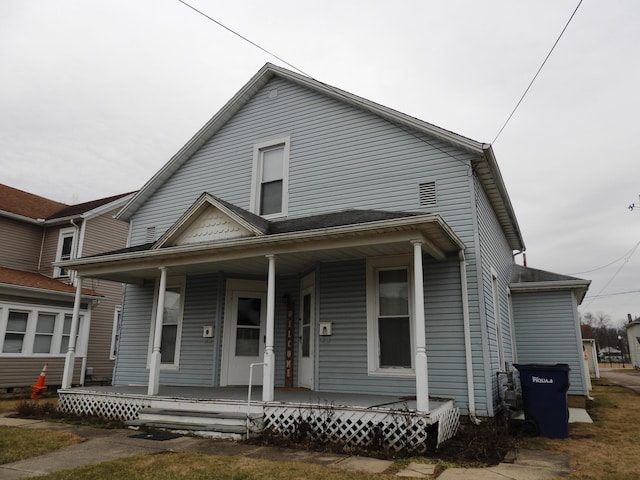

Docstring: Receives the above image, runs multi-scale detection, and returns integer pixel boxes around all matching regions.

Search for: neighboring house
[56,64,590,447]
[0,184,132,389]
[626,319,640,368]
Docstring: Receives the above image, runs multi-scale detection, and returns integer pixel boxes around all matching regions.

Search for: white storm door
[223,283,266,386]
[298,273,315,389]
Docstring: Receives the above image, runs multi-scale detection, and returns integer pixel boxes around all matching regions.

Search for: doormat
[130,431,182,441]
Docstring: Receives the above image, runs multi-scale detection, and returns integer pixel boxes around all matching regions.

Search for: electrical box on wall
[319,321,332,336]
[203,325,213,338]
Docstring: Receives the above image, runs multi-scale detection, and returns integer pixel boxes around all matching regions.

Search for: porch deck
[58,385,461,450]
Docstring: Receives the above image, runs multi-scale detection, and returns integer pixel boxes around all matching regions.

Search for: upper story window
[54,227,77,278]
[251,137,290,218]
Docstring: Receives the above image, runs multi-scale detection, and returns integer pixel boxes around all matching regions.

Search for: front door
[298,273,315,389]
[221,280,266,386]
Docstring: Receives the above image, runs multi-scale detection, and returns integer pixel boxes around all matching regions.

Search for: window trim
[491,269,505,370]
[366,255,416,377]
[147,277,186,371]
[110,305,122,361]
[0,302,89,357]
[250,136,290,218]
[53,227,77,278]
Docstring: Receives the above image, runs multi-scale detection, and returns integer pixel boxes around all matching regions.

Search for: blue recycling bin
[514,363,571,439]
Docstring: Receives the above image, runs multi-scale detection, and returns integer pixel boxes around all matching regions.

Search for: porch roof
[58,209,464,283]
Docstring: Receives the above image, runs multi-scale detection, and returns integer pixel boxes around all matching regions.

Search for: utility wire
[581,241,640,310]
[491,0,583,144]
[176,0,311,78]
[176,0,473,170]
[570,240,640,275]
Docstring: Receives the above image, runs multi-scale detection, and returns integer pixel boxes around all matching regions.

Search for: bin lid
[514,363,570,372]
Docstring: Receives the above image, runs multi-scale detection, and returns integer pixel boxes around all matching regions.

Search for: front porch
[58,385,460,450]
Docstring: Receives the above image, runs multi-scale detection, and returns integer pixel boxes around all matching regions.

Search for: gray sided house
[0,184,132,389]
[57,64,590,446]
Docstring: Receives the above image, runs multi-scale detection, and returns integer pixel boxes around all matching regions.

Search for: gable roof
[0,183,134,225]
[115,63,525,251]
[48,192,134,220]
[510,264,590,303]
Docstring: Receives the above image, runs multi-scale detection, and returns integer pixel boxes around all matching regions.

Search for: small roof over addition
[510,264,590,303]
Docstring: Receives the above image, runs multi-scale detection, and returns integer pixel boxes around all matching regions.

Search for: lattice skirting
[58,391,151,421]
[263,403,460,453]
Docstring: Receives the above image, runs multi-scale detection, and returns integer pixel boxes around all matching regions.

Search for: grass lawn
[0,426,82,464]
[2,376,640,479]
[520,377,640,479]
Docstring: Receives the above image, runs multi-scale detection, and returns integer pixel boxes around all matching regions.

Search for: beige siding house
[0,184,132,390]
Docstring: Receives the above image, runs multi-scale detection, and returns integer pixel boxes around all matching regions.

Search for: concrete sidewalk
[0,415,570,479]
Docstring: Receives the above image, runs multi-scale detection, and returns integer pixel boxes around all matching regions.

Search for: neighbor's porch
[58,385,460,449]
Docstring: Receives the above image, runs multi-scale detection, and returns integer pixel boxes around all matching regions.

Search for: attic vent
[145,226,157,243]
[419,182,437,207]
[269,88,278,99]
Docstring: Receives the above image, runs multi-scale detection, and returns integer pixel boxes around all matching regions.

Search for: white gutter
[459,250,481,425]
[0,282,103,300]
[59,214,464,270]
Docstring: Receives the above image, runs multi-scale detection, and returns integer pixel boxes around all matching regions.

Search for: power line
[176,0,311,78]
[570,240,640,275]
[176,0,474,171]
[581,241,640,310]
[491,0,583,144]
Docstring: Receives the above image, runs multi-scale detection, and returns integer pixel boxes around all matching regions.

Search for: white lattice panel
[58,392,150,421]
[264,403,459,452]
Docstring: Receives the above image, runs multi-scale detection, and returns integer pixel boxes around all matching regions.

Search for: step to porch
[127,407,264,440]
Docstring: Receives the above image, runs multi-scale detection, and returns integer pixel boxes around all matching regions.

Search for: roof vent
[419,182,436,207]
[145,226,157,243]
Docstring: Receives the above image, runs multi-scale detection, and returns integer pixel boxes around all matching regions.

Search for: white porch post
[262,254,276,402]
[412,240,429,412]
[148,267,167,396]
[62,276,83,388]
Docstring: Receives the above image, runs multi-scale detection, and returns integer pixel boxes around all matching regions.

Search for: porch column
[262,254,276,402]
[62,276,83,388]
[148,267,167,396]
[412,240,429,412]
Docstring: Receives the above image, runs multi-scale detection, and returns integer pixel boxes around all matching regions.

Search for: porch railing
[246,362,266,436]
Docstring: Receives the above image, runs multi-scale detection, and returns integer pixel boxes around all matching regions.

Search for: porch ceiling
[66,215,464,284]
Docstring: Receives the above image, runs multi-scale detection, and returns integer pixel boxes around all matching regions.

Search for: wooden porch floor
[62,384,449,412]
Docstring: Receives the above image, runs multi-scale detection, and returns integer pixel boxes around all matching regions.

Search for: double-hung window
[251,137,290,217]
[0,306,86,355]
[149,278,185,369]
[367,256,414,375]
[54,227,76,278]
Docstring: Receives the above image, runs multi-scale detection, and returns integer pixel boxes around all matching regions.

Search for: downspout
[460,250,481,425]
[70,219,83,284]
[37,219,46,272]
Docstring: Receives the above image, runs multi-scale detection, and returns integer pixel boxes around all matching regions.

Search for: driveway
[600,369,640,395]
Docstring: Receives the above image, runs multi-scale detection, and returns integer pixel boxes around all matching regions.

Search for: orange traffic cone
[30,362,48,399]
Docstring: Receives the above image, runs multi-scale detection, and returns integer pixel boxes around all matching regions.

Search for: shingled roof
[0,183,134,222]
[0,184,67,220]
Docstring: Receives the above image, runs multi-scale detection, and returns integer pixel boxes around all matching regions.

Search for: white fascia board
[82,193,136,221]
[59,214,464,270]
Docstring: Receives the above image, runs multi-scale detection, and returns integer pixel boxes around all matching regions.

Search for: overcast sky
[1,1,639,324]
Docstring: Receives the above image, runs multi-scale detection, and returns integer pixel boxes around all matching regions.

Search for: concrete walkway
[0,415,570,479]
[600,368,640,395]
